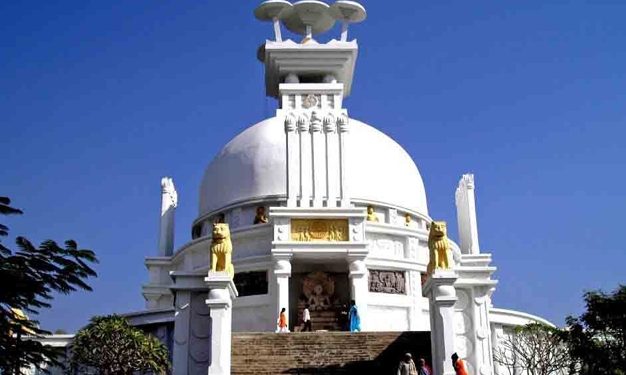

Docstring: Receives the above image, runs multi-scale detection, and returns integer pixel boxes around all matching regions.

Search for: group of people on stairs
[397,352,469,375]
[276,299,361,333]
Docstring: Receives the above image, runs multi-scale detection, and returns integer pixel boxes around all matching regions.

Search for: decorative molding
[270,207,366,218]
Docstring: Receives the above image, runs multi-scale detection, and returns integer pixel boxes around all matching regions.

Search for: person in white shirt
[302,304,312,332]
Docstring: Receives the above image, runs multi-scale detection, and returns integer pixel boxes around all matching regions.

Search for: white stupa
[132,1,553,374]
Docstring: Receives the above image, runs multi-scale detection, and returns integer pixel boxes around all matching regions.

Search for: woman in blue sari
[349,299,361,332]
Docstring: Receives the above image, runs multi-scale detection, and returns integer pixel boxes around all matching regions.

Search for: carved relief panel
[290,219,349,242]
[369,270,406,294]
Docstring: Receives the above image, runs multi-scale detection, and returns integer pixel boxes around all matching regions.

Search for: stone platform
[232,331,431,374]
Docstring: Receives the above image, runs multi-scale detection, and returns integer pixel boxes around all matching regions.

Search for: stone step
[232,331,431,374]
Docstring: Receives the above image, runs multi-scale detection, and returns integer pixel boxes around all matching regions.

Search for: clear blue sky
[2,1,624,332]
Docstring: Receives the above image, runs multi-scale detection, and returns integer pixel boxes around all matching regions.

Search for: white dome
[199,117,428,216]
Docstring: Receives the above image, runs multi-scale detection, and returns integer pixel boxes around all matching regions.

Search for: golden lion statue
[427,221,453,274]
[210,223,234,278]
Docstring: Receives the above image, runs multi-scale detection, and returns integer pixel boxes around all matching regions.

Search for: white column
[348,257,368,330]
[455,174,480,254]
[298,115,312,207]
[206,272,238,375]
[310,111,325,207]
[423,271,458,375]
[172,290,190,374]
[158,177,177,256]
[272,255,292,331]
[338,114,350,207]
[325,115,339,207]
[285,115,299,207]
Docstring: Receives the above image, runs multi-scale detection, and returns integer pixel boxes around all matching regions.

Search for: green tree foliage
[564,285,626,375]
[69,315,170,375]
[0,196,98,374]
[493,323,570,375]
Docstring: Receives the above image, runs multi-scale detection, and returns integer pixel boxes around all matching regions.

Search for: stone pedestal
[423,271,458,375]
[206,272,238,375]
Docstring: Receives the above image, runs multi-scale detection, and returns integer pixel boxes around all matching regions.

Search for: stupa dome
[198,117,428,217]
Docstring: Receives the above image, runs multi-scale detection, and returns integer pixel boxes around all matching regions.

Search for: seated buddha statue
[366,205,379,222]
[253,206,268,224]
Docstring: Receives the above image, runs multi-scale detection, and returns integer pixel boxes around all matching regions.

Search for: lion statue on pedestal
[427,221,453,275]
[210,223,234,278]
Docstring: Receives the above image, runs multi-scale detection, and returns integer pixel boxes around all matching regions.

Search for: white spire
[455,173,480,255]
[158,177,177,256]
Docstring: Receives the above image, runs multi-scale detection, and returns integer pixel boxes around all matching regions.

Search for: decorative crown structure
[254,1,367,98]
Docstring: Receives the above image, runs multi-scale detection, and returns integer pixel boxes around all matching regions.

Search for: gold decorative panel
[290,219,349,242]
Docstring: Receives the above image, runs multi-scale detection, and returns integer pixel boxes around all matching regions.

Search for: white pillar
[272,255,292,331]
[285,115,299,207]
[158,177,177,256]
[205,272,238,375]
[325,115,339,207]
[348,257,368,330]
[423,271,458,375]
[310,111,325,207]
[455,174,480,255]
[298,115,312,207]
[338,115,350,207]
[172,290,191,374]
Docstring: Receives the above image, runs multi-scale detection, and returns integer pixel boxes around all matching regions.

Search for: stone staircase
[232,331,431,374]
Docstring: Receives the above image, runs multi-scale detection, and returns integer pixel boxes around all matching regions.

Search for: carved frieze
[369,270,406,294]
[290,219,349,242]
[368,235,404,258]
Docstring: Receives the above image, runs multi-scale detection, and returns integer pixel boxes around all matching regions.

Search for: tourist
[338,304,349,331]
[451,352,469,375]
[397,353,418,375]
[418,358,431,375]
[302,304,312,331]
[349,300,360,332]
[277,307,289,333]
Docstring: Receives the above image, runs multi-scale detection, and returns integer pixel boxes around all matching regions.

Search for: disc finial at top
[329,1,366,23]
[254,0,293,21]
[254,0,293,42]
[329,1,366,41]
[280,1,336,39]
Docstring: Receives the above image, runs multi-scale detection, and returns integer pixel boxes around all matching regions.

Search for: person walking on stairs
[302,304,312,332]
[277,307,289,333]
[418,358,431,375]
[397,353,418,375]
[349,299,361,332]
[451,352,469,375]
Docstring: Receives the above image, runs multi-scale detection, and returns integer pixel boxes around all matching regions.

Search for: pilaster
[338,114,350,207]
[423,271,459,375]
[298,114,313,206]
[172,290,191,374]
